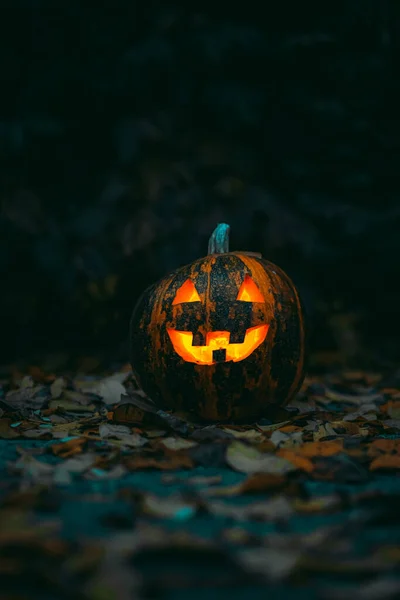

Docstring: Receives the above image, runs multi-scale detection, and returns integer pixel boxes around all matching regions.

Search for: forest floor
[1,358,400,600]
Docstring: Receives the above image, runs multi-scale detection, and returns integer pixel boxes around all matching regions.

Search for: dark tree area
[0,1,399,367]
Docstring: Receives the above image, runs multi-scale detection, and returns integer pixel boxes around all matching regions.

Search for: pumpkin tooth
[192,331,205,346]
[212,348,227,363]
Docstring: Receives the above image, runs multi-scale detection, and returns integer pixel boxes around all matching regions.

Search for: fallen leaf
[51,437,87,458]
[313,423,339,440]
[368,438,400,456]
[141,494,197,520]
[112,402,147,424]
[296,440,344,457]
[86,465,128,480]
[123,454,193,471]
[205,473,287,497]
[6,385,49,411]
[225,441,296,474]
[276,449,314,472]
[49,399,96,412]
[208,495,294,521]
[64,389,97,406]
[50,377,67,398]
[90,376,127,405]
[99,423,147,447]
[270,429,304,448]
[238,547,300,580]
[222,427,264,442]
[369,455,400,471]
[293,494,342,513]
[256,420,291,432]
[159,437,198,451]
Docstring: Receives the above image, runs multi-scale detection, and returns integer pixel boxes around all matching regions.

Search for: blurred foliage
[0,1,399,365]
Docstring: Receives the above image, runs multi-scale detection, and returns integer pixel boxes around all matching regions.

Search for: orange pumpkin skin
[130,225,305,422]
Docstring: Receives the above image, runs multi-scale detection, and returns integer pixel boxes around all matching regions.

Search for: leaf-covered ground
[1,361,400,599]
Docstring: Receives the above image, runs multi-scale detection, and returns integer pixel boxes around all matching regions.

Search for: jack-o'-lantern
[130,223,305,421]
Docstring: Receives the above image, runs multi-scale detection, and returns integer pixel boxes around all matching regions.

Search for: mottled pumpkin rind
[130,252,305,421]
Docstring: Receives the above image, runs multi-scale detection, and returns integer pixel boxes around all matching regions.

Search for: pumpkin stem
[208,223,230,254]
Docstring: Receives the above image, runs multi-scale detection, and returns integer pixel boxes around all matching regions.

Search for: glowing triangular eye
[237,275,264,302]
[173,279,201,305]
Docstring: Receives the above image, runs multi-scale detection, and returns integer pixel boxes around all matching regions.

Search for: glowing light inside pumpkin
[172,279,201,305]
[237,275,264,302]
[167,324,269,365]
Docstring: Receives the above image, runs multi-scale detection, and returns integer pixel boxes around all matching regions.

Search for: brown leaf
[368,438,400,457]
[276,449,315,473]
[297,440,344,457]
[51,437,87,458]
[123,453,193,471]
[256,420,291,432]
[205,473,287,497]
[256,440,276,452]
[112,403,147,424]
[369,454,400,471]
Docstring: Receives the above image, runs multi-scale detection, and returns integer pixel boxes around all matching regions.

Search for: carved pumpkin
[130,223,305,421]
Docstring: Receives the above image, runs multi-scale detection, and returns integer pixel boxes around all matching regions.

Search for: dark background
[1,1,399,369]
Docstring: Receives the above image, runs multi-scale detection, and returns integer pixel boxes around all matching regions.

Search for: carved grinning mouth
[167,324,269,365]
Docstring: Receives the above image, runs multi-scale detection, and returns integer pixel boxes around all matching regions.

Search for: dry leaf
[222,428,264,442]
[276,449,314,473]
[208,495,294,521]
[51,436,87,457]
[159,437,198,451]
[123,454,193,471]
[50,377,67,398]
[369,455,400,471]
[297,440,343,457]
[238,547,300,580]
[205,473,287,497]
[142,494,197,520]
[99,423,147,447]
[90,375,127,405]
[225,441,296,474]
